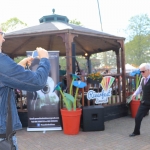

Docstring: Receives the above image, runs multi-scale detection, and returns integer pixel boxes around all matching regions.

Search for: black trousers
[133,103,150,134]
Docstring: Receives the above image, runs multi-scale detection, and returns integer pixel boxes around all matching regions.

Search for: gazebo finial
[39,9,69,23]
[52,8,55,14]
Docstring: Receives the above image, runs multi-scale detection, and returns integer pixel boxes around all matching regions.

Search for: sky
[1,0,150,39]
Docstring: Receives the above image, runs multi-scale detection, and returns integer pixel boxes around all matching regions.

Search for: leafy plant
[69,19,82,26]
[1,17,27,32]
[53,74,86,111]
[87,72,103,81]
[130,69,142,100]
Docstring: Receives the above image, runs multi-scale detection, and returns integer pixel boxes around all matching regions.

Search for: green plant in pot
[53,74,87,135]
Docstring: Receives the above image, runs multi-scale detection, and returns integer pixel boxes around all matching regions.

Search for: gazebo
[3,10,126,107]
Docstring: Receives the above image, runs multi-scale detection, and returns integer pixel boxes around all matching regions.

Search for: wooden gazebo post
[115,49,121,102]
[58,32,77,90]
[117,40,126,102]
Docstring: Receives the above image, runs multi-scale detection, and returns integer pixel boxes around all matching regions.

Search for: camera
[32,50,38,58]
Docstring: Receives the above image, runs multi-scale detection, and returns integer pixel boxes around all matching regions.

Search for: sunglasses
[140,70,147,73]
[0,32,5,38]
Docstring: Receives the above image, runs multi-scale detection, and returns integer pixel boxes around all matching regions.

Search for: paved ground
[17,115,150,150]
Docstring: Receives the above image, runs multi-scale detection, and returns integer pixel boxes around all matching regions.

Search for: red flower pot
[130,99,140,118]
[61,108,82,135]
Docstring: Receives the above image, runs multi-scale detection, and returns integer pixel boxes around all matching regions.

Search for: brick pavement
[17,115,150,150]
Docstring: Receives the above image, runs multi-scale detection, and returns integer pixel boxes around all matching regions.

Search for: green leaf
[65,98,72,111]
[69,19,82,26]
[64,93,75,103]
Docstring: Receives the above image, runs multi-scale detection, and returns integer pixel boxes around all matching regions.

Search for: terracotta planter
[61,108,82,135]
[130,99,140,118]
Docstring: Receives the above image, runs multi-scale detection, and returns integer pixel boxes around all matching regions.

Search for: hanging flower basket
[87,72,103,84]
[87,78,102,84]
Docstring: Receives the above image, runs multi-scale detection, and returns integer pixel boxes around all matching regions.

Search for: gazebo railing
[17,74,136,112]
[125,75,136,96]
[80,74,123,106]
[60,74,136,108]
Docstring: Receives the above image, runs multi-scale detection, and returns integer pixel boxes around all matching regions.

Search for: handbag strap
[0,88,13,139]
[6,88,13,139]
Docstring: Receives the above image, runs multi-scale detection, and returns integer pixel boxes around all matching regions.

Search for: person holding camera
[0,28,50,149]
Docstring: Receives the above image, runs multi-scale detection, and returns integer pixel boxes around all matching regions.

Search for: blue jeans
[0,135,18,150]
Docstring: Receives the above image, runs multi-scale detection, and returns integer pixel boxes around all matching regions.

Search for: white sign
[87,88,112,104]
[86,76,115,104]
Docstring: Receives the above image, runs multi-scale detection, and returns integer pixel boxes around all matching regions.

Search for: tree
[1,18,28,62]
[1,17,27,32]
[14,57,26,63]
[126,14,150,41]
[69,19,82,26]
[91,51,116,68]
[125,14,150,65]
[125,34,150,65]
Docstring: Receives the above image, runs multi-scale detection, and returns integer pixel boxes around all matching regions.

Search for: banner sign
[26,51,61,131]
[87,89,112,104]
[87,76,115,104]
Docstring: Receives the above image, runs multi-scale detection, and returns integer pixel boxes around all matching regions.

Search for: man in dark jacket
[130,63,150,137]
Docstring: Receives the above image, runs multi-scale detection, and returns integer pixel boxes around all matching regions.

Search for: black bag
[0,132,16,150]
[0,88,16,150]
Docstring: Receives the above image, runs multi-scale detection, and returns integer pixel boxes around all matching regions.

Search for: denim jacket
[0,53,50,134]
